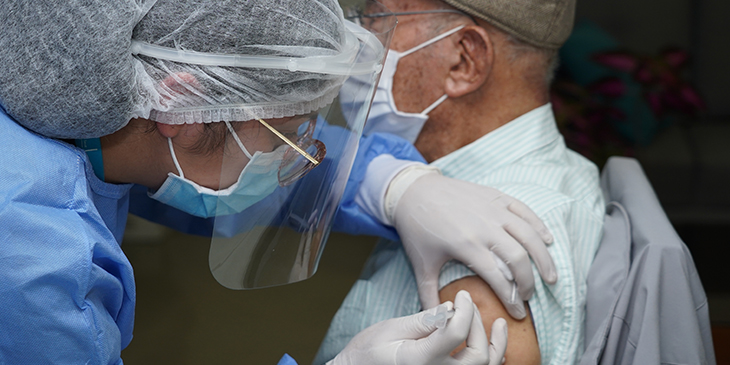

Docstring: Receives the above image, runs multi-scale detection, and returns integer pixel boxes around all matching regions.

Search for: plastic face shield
[203,1,396,289]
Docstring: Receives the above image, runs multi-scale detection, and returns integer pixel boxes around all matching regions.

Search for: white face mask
[343,25,465,143]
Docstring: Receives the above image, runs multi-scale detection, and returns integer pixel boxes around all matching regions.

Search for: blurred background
[121,0,730,363]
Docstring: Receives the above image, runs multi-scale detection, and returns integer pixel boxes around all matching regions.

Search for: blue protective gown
[0,109,135,364]
[0,108,423,363]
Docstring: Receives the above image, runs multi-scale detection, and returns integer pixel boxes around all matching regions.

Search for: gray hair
[501,32,560,86]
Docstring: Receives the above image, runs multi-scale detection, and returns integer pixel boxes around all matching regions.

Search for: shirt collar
[431,104,560,177]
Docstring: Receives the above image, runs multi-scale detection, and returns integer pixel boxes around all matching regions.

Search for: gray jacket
[580,157,715,365]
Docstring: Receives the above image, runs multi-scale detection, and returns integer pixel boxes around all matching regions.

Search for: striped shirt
[314,104,605,365]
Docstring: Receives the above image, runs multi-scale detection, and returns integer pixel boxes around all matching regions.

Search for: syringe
[422,306,456,328]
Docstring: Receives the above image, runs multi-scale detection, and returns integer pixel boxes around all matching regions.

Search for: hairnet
[0,0,349,139]
[132,0,348,126]
[0,0,155,139]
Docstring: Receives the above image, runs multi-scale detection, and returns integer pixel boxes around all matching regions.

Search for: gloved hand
[389,170,556,319]
[328,290,507,365]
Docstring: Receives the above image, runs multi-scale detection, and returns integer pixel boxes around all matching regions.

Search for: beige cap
[441,0,576,49]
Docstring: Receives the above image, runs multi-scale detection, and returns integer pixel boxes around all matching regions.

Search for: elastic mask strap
[225,121,254,160]
[421,94,449,115]
[167,138,185,178]
[400,25,466,58]
[75,138,105,181]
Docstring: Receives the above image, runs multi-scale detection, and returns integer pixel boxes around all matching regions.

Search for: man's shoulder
[471,144,603,218]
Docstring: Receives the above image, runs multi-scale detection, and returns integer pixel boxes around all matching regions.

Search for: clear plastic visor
[208,0,396,289]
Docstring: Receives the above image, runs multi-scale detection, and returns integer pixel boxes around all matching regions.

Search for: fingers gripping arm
[388,168,556,318]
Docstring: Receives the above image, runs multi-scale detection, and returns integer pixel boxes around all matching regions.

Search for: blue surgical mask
[149,122,285,218]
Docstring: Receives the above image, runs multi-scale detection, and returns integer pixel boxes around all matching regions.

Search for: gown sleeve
[0,179,135,365]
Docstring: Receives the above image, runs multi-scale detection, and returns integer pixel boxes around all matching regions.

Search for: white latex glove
[328,291,507,365]
[389,170,556,319]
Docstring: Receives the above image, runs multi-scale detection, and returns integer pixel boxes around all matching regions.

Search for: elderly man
[316,0,605,363]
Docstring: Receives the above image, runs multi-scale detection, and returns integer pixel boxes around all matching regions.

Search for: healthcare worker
[0,0,552,363]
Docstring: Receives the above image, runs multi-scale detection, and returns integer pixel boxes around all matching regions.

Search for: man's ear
[444,25,493,98]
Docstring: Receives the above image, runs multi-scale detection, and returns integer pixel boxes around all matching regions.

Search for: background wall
[575,0,729,117]
[575,0,730,361]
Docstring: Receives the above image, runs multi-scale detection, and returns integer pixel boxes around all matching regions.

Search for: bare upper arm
[439,275,541,364]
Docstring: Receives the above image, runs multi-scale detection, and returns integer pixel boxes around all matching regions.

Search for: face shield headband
[130,21,383,76]
[131,19,385,126]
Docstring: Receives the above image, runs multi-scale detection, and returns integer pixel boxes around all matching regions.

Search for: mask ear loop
[168,123,253,180]
[225,121,254,160]
[167,138,185,179]
[421,94,449,115]
[397,25,464,115]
